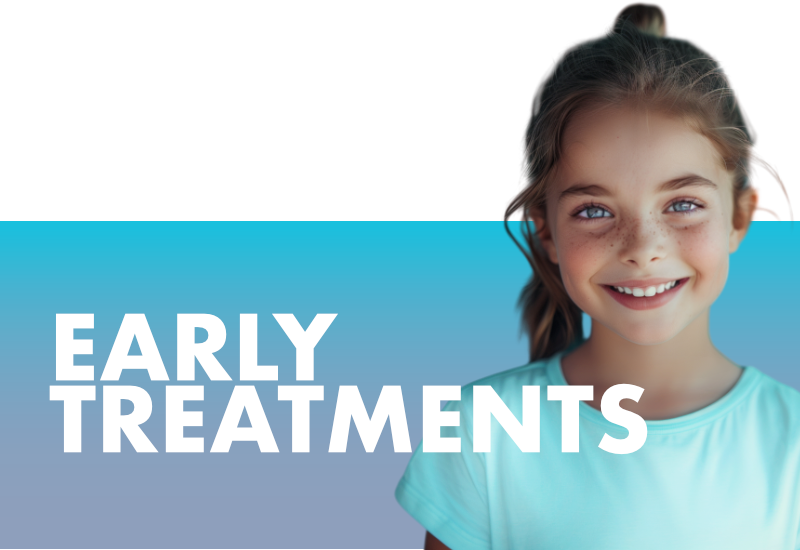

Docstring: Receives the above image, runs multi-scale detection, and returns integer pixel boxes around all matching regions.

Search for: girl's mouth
[602,277,689,310]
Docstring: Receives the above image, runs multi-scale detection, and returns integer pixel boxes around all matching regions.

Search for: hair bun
[613,4,666,37]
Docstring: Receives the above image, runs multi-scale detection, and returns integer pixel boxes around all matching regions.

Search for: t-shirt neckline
[545,350,761,435]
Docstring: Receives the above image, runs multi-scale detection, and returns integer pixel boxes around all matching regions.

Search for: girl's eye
[670,200,702,213]
[576,204,611,220]
[573,199,703,222]
[573,203,611,222]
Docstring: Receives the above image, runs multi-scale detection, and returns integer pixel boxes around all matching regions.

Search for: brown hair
[505,5,779,362]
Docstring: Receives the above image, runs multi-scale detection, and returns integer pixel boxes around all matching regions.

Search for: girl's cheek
[557,223,618,266]
[676,218,730,284]
[674,222,712,253]
[555,227,613,294]
[555,216,729,280]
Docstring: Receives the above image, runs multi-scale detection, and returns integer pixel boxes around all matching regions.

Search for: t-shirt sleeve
[395,389,490,550]
[796,520,799,550]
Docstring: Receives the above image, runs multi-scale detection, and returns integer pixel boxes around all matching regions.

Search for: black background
[18,3,800,220]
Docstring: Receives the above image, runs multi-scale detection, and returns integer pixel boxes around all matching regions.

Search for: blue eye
[670,200,701,214]
[572,199,703,222]
[575,204,610,221]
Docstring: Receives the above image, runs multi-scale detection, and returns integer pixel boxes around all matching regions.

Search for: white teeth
[613,279,681,297]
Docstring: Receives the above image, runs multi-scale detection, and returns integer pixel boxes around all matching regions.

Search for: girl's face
[536,105,755,345]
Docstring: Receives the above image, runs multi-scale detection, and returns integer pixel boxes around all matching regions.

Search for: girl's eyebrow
[558,174,717,203]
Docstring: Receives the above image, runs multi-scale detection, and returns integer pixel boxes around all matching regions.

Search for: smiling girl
[395,4,800,549]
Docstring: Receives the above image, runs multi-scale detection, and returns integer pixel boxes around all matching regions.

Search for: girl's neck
[561,310,743,420]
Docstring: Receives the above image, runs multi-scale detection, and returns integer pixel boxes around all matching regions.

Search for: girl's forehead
[563,108,710,153]
[555,105,726,192]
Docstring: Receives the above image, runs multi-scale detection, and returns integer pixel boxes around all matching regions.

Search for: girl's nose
[619,217,666,268]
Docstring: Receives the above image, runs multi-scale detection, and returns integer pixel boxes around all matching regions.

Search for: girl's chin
[595,320,684,346]
[617,332,681,346]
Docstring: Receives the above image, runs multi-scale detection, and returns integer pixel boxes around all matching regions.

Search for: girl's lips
[602,277,689,310]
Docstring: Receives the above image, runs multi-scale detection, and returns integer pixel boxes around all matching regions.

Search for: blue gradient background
[0,221,797,549]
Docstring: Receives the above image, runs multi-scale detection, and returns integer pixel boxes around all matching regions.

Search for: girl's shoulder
[745,367,800,426]
[451,355,556,411]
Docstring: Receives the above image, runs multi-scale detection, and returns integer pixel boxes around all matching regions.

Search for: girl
[395,4,800,549]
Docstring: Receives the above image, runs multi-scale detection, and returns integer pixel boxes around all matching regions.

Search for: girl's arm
[425,531,452,550]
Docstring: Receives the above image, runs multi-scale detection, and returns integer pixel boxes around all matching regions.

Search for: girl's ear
[729,187,758,253]
[532,208,559,264]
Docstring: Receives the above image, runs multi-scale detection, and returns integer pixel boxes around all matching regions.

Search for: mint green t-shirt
[395,352,800,549]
